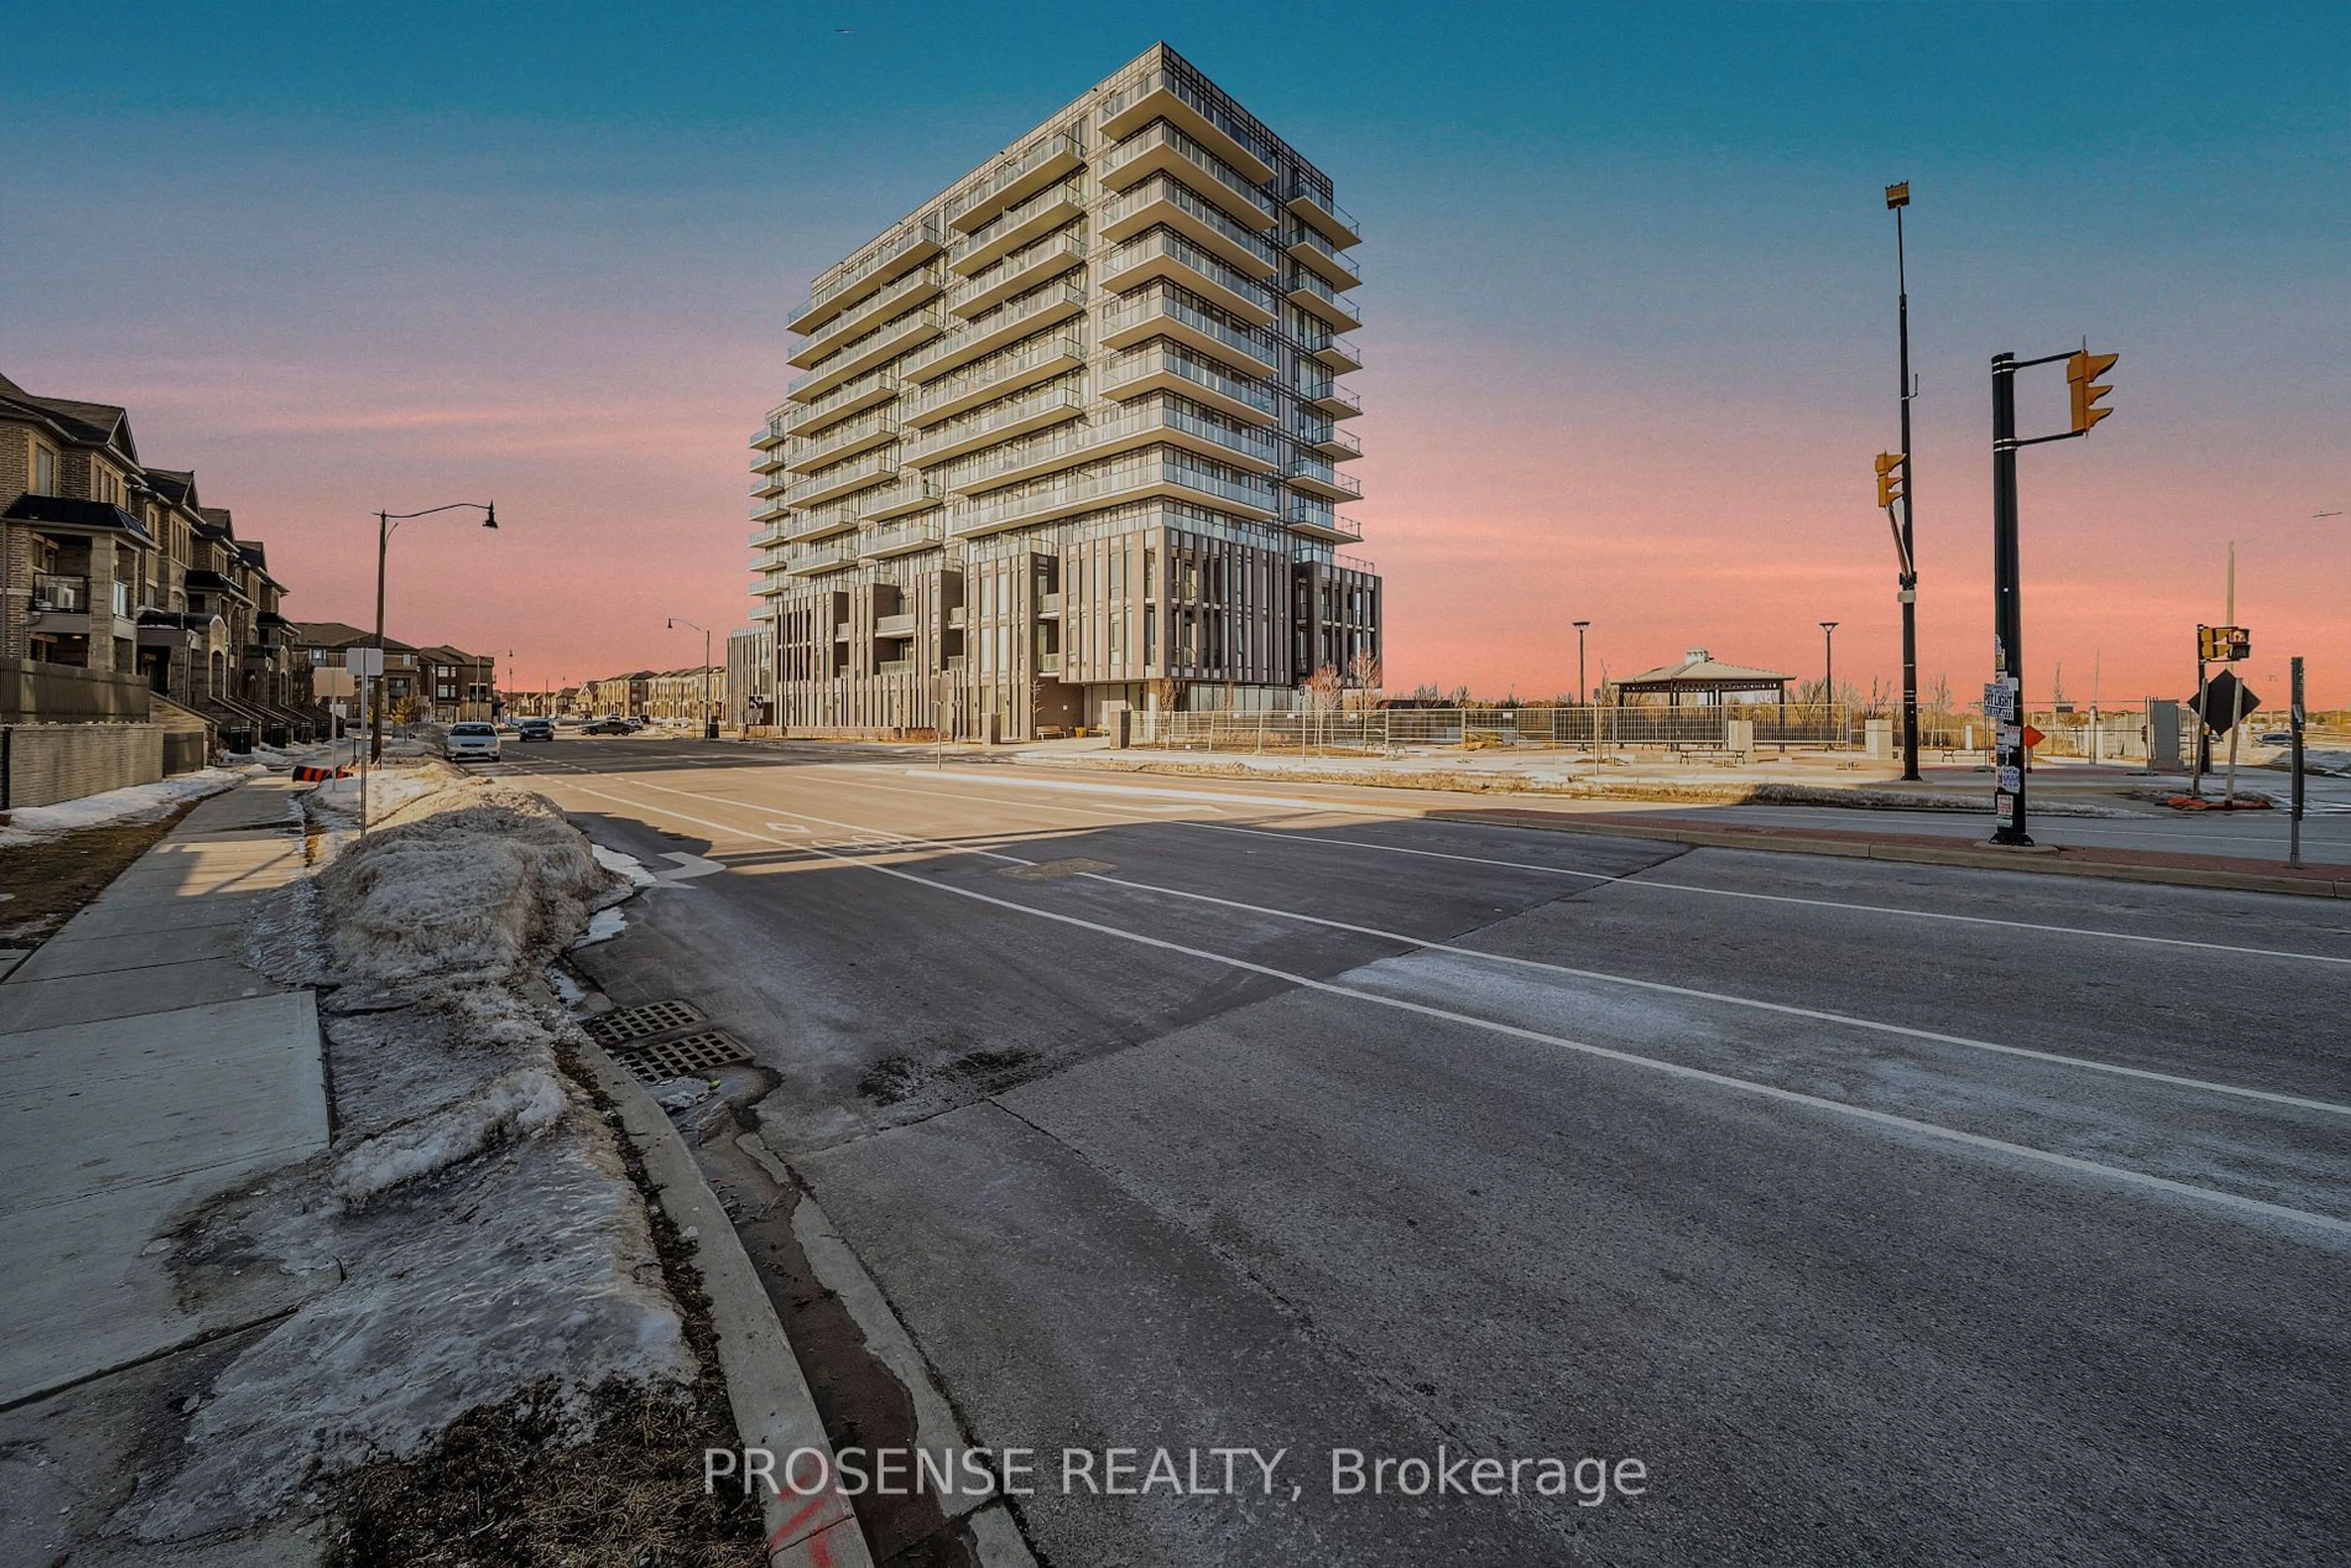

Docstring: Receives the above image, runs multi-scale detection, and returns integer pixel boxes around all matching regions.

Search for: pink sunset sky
[5,4,2344,706]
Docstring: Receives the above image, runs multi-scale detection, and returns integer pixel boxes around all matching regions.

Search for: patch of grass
[0,807,192,946]
[326,1375,763,1568]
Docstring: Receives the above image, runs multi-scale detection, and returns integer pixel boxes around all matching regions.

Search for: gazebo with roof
[1611,648,1791,710]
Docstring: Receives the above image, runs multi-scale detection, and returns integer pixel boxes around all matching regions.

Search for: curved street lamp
[371,501,496,763]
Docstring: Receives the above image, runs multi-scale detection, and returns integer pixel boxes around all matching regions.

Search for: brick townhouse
[2,368,324,801]
[288,623,498,726]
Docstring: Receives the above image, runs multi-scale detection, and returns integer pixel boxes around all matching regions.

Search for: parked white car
[445,721,502,762]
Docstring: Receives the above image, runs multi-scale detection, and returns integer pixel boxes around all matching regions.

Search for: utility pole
[2289,656,2306,868]
[2223,541,2241,806]
[1886,182,1922,779]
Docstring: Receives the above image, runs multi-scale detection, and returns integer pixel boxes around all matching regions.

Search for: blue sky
[5,2,2344,697]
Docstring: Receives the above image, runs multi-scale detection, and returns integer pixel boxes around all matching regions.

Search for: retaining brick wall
[2,722,164,809]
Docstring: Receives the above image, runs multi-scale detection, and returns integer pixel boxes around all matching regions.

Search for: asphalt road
[502,738,2351,1567]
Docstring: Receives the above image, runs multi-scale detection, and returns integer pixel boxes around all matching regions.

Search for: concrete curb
[570,1045,875,1568]
[1432,810,2351,901]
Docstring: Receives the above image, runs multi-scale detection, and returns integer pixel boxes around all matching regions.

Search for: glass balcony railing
[787,309,945,399]
[1284,178,1362,246]
[1104,288,1278,373]
[32,572,89,612]
[781,449,896,509]
[1098,230,1276,321]
[803,219,944,320]
[947,233,1087,317]
[903,282,1089,382]
[781,370,901,435]
[1102,174,1278,270]
[1101,343,1278,418]
[1098,120,1277,223]
[905,384,1087,465]
[901,335,1087,424]
[950,451,1274,536]
[947,129,1085,231]
[786,408,899,472]
[791,264,943,367]
[1099,65,1278,178]
[950,178,1086,272]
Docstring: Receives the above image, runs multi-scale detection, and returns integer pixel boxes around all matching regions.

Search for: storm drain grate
[610,1029,751,1084]
[581,999,705,1047]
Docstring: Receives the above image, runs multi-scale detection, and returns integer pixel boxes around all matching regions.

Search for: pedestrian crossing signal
[2068,350,2118,433]
[1875,451,1906,509]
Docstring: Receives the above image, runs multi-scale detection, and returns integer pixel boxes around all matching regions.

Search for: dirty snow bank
[0,767,243,846]
[113,773,686,1545]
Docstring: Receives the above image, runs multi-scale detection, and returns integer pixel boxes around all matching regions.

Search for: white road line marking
[551,778,2350,1242]
[1179,822,2351,968]
[901,767,1391,814]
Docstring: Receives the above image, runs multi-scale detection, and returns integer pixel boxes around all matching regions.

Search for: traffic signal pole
[1891,189,1921,780]
[1985,343,2113,847]
[1990,354,2030,844]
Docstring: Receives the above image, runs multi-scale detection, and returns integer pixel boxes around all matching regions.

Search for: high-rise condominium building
[748,42,1376,740]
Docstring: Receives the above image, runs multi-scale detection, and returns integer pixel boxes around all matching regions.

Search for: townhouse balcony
[1282,499,1362,544]
[874,611,919,639]
[1289,268,1365,330]
[1037,651,1063,676]
[786,539,858,577]
[752,471,789,500]
[1101,288,1278,377]
[861,515,947,559]
[876,657,918,676]
[1096,230,1275,327]
[756,576,793,598]
[752,409,792,450]
[948,233,1087,320]
[31,572,89,612]
[1100,174,1278,277]
[862,471,950,522]
[950,179,1087,277]
[900,335,1087,429]
[1035,591,1062,617]
[947,129,1086,235]
[1288,223,1363,290]
[1097,119,1278,228]
[947,606,967,629]
[948,453,1276,539]
[1285,457,1364,503]
[789,265,945,369]
[786,309,945,403]
[1101,343,1278,425]
[784,408,900,474]
[784,451,898,511]
[753,444,790,475]
[902,282,1088,384]
[779,370,902,439]
[751,495,790,523]
[1098,66,1277,184]
[905,384,1086,468]
[1302,381,1364,419]
[751,523,792,549]
[1301,331,1365,375]
[788,501,866,542]
[790,219,945,337]
[1284,178,1362,249]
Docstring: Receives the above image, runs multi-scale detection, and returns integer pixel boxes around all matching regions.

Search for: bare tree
[1344,649,1382,710]
[1303,664,1344,711]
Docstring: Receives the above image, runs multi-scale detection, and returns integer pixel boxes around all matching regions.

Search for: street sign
[2192,669,2260,735]
[1983,681,2018,721]
[2197,625,2251,662]
[345,647,385,677]
[2021,724,2045,749]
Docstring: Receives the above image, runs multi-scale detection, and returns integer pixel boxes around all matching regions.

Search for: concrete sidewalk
[0,777,329,1409]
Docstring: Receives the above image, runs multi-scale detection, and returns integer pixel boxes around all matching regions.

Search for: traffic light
[1875,451,1906,509]
[2068,350,2118,433]
[2199,625,2251,662]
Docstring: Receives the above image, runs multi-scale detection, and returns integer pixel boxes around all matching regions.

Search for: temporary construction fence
[1137,706,1862,757]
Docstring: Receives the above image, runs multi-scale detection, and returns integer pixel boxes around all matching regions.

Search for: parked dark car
[517,717,555,742]
[580,718,634,735]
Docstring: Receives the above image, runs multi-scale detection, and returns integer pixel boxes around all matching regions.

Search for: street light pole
[1572,619,1591,756]
[1820,621,1839,743]
[370,501,497,764]
[667,617,716,738]
[1887,181,1922,779]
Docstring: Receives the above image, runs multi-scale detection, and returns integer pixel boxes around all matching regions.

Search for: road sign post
[2289,656,2306,869]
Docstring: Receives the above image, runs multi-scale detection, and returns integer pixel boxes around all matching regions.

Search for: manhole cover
[1002,857,1115,881]
[582,999,705,1046]
[611,1028,751,1084]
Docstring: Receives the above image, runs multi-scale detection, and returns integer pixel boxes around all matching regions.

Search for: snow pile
[313,782,624,990]
[331,1064,568,1204]
[305,759,467,835]
[0,767,242,845]
[112,779,686,1544]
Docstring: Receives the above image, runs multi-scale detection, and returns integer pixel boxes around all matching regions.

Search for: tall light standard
[1886,181,1922,779]
[667,617,717,739]
[1571,619,1591,754]
[372,501,496,762]
[1820,621,1840,745]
